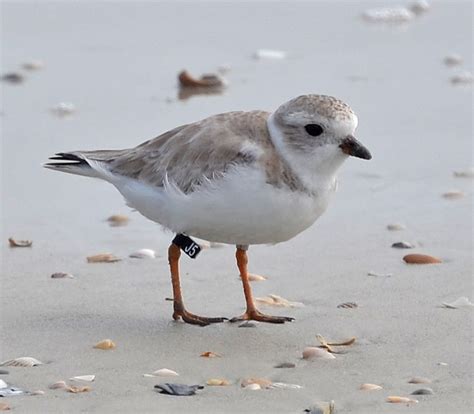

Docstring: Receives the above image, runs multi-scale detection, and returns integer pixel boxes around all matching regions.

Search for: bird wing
[109,110,272,194]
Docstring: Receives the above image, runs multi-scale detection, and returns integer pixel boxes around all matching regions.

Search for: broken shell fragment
[411,387,434,395]
[1,72,24,84]
[106,214,129,226]
[51,272,74,279]
[87,253,121,263]
[304,401,335,414]
[408,376,432,384]
[442,190,465,199]
[403,254,442,264]
[144,368,179,377]
[178,70,226,88]
[453,167,474,178]
[70,375,95,382]
[253,49,287,60]
[22,60,44,70]
[243,383,261,390]
[392,241,415,249]
[362,7,414,23]
[409,0,430,15]
[154,383,203,396]
[451,71,473,84]
[302,347,336,360]
[387,223,406,231]
[51,102,76,117]
[442,296,474,309]
[67,385,91,393]
[0,402,11,411]
[93,339,116,350]
[337,302,358,309]
[443,54,463,67]
[0,380,6,389]
[206,379,230,386]
[129,249,156,259]
[270,382,303,389]
[49,381,67,390]
[367,271,393,277]
[360,383,383,391]
[247,274,267,282]
[238,321,257,328]
[30,390,45,396]
[200,351,221,358]
[0,357,43,367]
[8,237,32,247]
[256,294,304,308]
[274,362,296,368]
[386,396,418,404]
[241,378,272,388]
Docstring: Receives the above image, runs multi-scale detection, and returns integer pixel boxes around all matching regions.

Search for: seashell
[386,396,418,404]
[442,297,474,309]
[253,49,286,60]
[129,249,156,259]
[337,302,358,309]
[49,381,67,389]
[256,294,304,308]
[1,72,24,84]
[270,382,302,389]
[247,274,267,282]
[200,351,221,358]
[0,402,11,411]
[408,376,432,384]
[144,368,179,377]
[0,380,6,389]
[206,378,230,386]
[0,357,43,367]
[411,387,434,395]
[443,54,463,67]
[243,383,261,390]
[106,214,129,226]
[67,385,91,393]
[178,70,226,88]
[51,102,76,117]
[154,383,203,396]
[274,362,296,368]
[367,271,393,277]
[437,362,448,366]
[8,237,32,247]
[360,383,383,391]
[387,223,406,231]
[302,347,336,360]
[403,254,442,264]
[241,378,272,388]
[238,321,257,328]
[451,71,473,84]
[93,339,116,350]
[0,386,24,397]
[409,0,430,15]
[87,253,121,263]
[442,190,465,199]
[51,272,74,279]
[22,60,44,70]
[392,241,415,249]
[30,390,45,396]
[362,7,414,23]
[70,375,95,382]
[304,401,335,414]
[453,167,474,178]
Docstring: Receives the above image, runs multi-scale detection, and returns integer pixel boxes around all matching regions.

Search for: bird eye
[304,124,324,137]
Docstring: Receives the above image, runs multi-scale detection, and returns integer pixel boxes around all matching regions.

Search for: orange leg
[230,247,294,324]
[168,243,227,326]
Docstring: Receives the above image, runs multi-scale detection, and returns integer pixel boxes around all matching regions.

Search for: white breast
[113,165,336,245]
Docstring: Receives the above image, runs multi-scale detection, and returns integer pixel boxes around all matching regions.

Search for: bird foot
[173,307,227,327]
[230,309,294,324]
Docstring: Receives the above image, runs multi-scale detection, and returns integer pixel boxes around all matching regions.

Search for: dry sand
[1,1,473,413]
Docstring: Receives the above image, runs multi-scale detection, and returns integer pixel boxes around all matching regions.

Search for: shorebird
[45,94,371,326]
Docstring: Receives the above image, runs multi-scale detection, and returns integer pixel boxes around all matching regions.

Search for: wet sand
[1,1,473,413]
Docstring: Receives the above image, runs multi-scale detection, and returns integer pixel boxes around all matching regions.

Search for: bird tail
[44,150,125,180]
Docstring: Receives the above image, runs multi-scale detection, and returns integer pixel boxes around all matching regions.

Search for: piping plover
[45,94,371,326]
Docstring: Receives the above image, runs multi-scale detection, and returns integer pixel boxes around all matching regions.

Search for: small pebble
[451,71,473,84]
[387,396,418,404]
[30,390,45,396]
[206,378,230,386]
[411,387,434,395]
[1,72,24,84]
[442,190,465,200]
[238,321,256,328]
[408,376,432,384]
[403,254,442,264]
[87,253,121,263]
[22,60,44,70]
[200,351,221,358]
[51,272,74,279]
[49,381,67,390]
[443,54,463,67]
[274,362,296,369]
[360,383,383,391]
[106,214,129,227]
[337,302,358,309]
[387,223,406,231]
[392,241,415,249]
[93,339,116,350]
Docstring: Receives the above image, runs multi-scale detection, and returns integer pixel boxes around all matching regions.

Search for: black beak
[339,135,372,160]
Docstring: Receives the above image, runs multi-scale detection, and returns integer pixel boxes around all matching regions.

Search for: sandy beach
[1,1,473,413]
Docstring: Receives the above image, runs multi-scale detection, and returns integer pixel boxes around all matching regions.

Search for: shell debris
[70,375,95,382]
[337,302,358,309]
[316,334,356,353]
[8,237,32,248]
[360,383,383,391]
[253,49,287,60]
[129,249,156,259]
[22,60,44,70]
[367,271,393,277]
[403,254,442,264]
[304,401,335,414]
[0,357,43,367]
[51,102,76,117]
[411,387,434,395]
[241,378,272,388]
[206,379,230,386]
[386,396,418,404]
[453,167,474,178]
[144,368,179,377]
[67,385,91,393]
[93,339,116,350]
[0,379,6,389]
[200,351,221,358]
[451,71,473,84]
[270,382,302,389]
[442,297,474,309]
[245,274,267,282]
[443,54,463,67]
[30,390,45,396]
[51,272,74,279]
[49,381,67,390]
[1,73,24,84]
[256,294,304,308]
[243,383,261,390]
[392,241,415,249]
[409,0,430,15]
[106,214,129,226]
[442,190,465,200]
[178,70,226,88]
[86,253,121,263]
[302,347,336,360]
[274,362,296,368]
[387,223,406,231]
[0,402,11,411]
[362,7,414,23]
[408,376,432,384]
